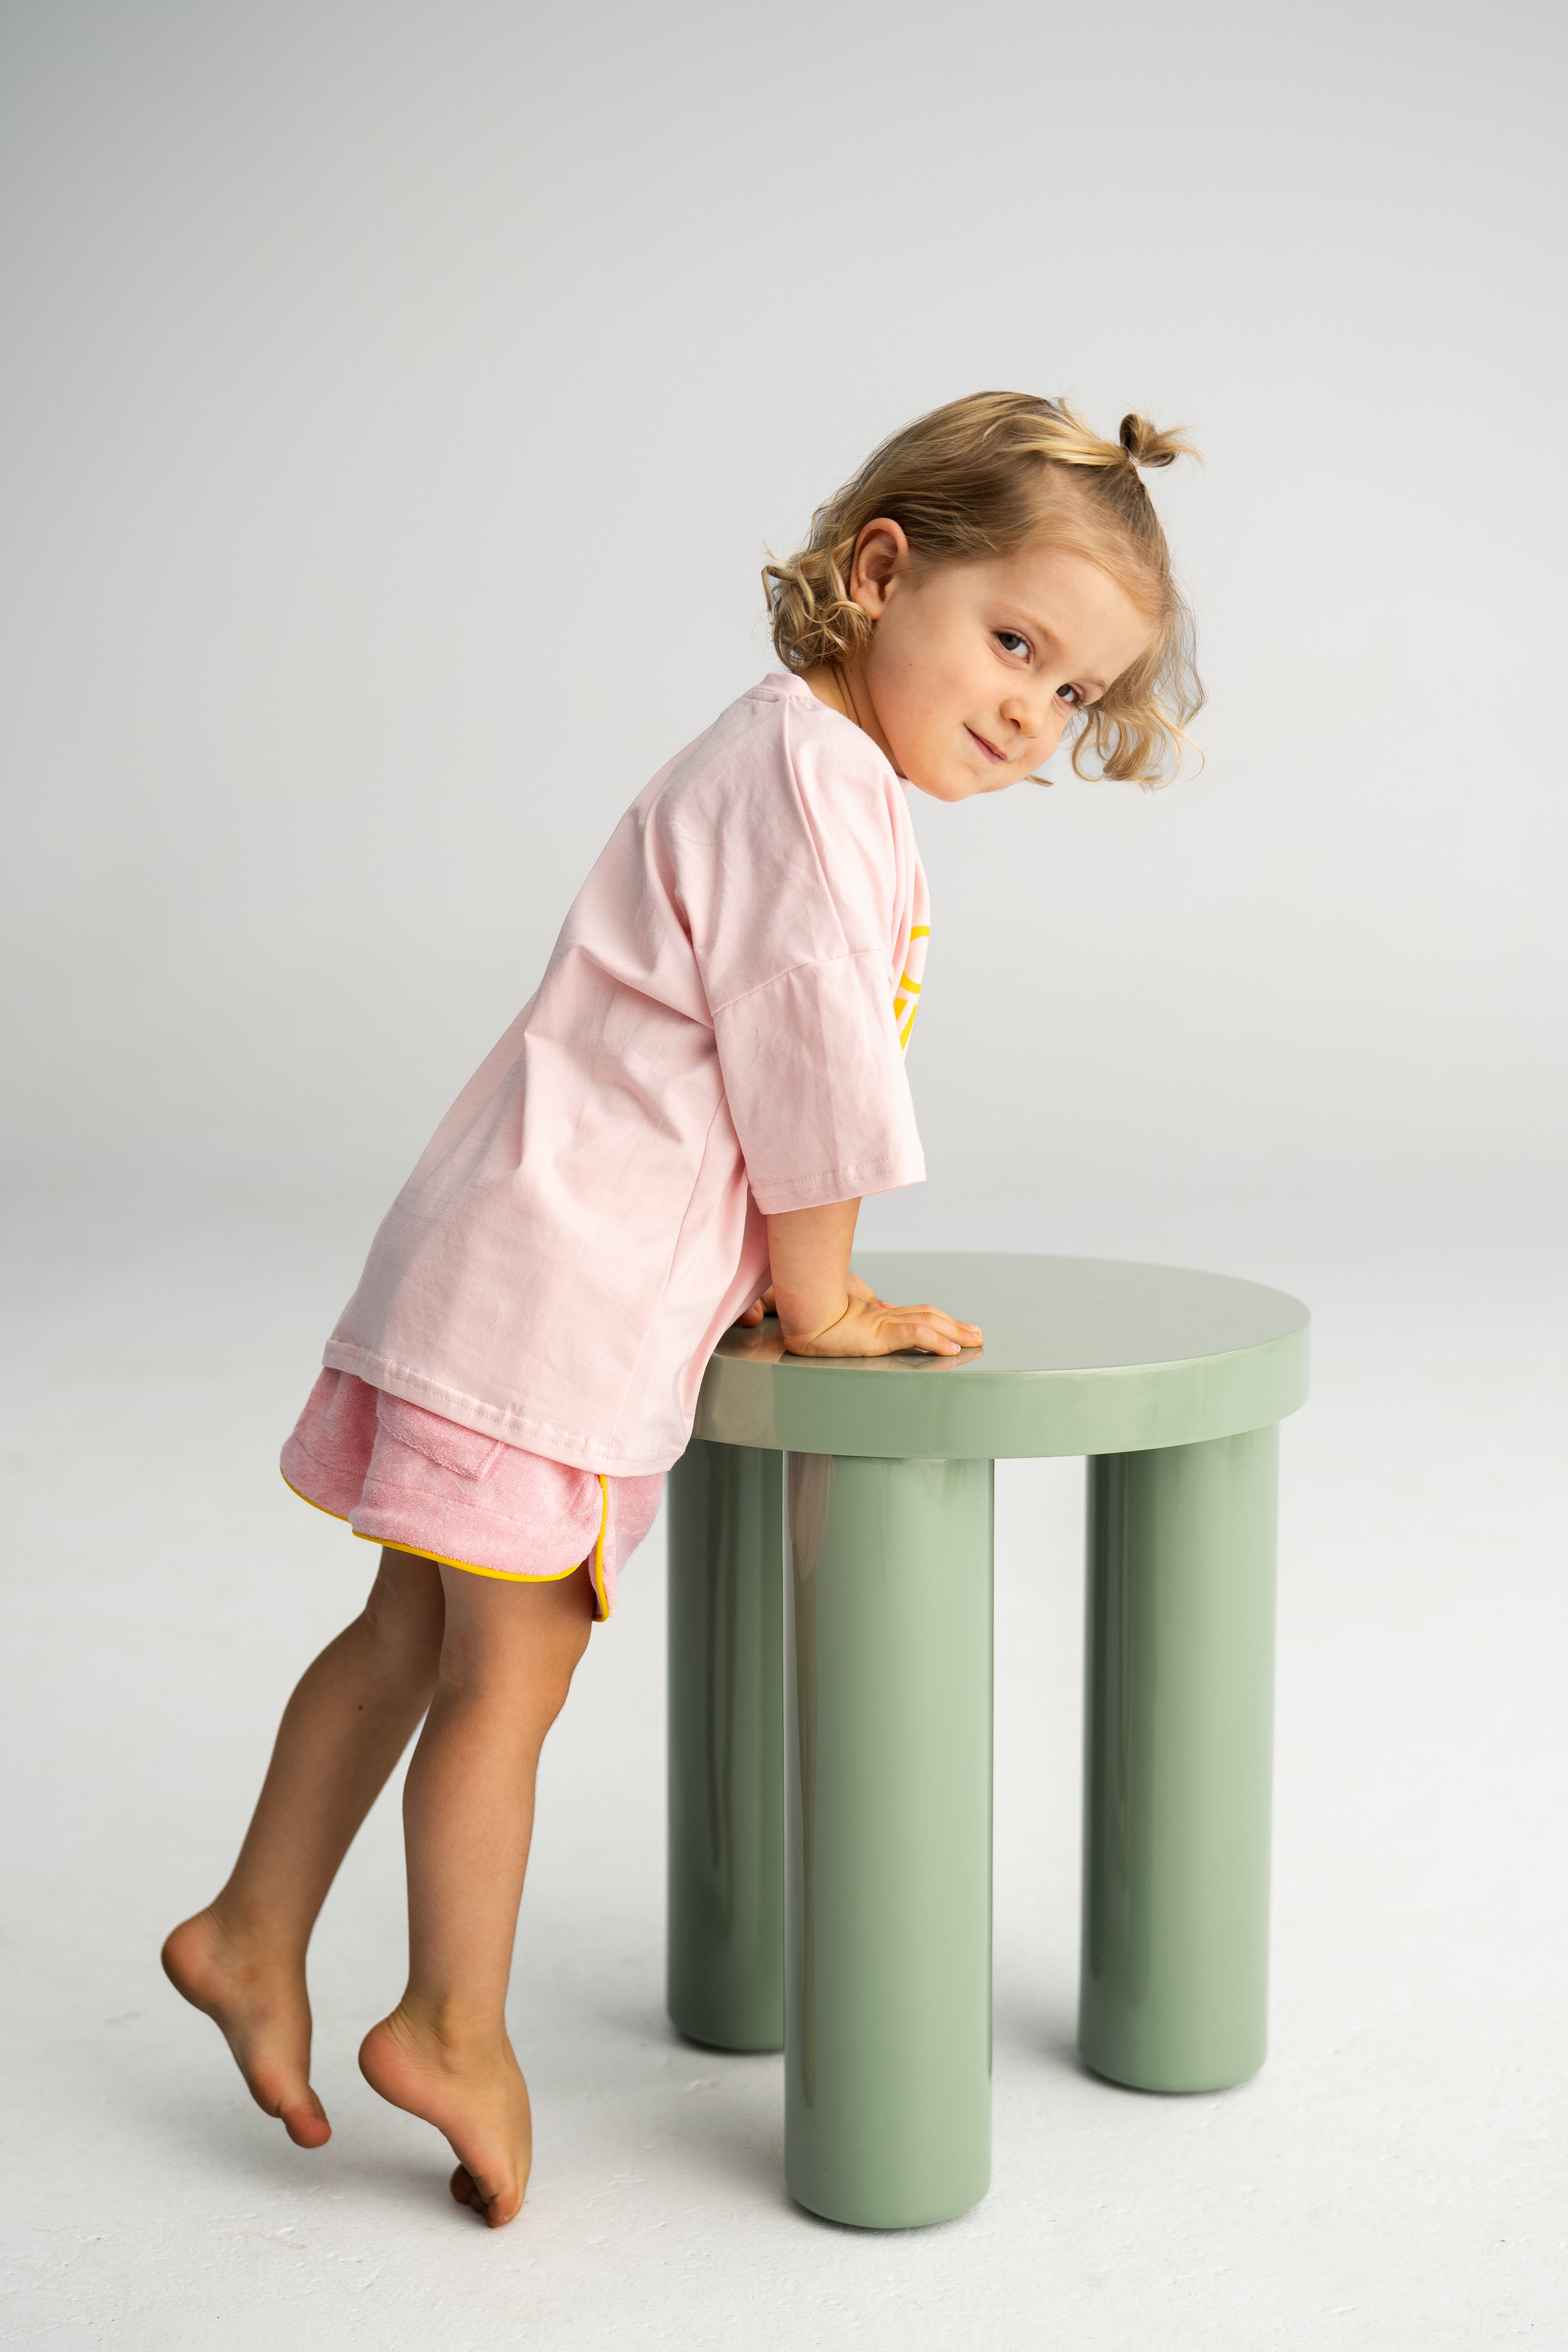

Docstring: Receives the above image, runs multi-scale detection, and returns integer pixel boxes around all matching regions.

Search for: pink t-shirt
[322,672,931,1475]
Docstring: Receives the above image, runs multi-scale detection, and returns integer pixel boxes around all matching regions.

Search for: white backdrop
[3,0,1564,1234]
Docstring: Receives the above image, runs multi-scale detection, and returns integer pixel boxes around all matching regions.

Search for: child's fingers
[882,1302,982,1355]
[779,1300,981,1359]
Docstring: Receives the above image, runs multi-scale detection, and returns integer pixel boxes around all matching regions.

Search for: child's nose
[1000,691,1055,747]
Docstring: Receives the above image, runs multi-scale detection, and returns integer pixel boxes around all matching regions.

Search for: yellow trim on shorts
[352,1528,582,1583]
[589,1475,610,1617]
[281,1466,611,1617]
[282,1470,348,1523]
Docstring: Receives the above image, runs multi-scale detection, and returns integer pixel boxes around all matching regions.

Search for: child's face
[849,526,1154,800]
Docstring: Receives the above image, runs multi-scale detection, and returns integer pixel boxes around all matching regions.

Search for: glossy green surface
[666,1441,785,2052]
[670,1256,1304,2219]
[694,1253,1309,1460]
[784,1453,993,2228]
[1079,1427,1278,2092]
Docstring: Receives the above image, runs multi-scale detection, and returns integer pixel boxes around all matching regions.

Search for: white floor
[2,1188,1564,2349]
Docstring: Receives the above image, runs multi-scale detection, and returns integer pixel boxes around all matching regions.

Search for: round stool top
[692,1252,1310,1460]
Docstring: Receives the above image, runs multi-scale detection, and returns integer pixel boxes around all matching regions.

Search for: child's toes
[280,2091,331,2149]
[247,2061,330,2147]
[449,2161,521,2227]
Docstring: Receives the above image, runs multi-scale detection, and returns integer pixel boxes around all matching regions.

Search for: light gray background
[2,3,1565,2347]
[5,0,1564,1216]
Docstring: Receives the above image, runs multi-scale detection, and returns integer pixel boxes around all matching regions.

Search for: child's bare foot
[358,2004,533,2227]
[161,1907,331,2149]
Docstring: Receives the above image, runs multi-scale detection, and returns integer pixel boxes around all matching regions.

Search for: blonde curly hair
[762,391,1202,784]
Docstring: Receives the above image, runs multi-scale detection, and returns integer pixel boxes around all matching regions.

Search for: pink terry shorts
[280,1369,664,1620]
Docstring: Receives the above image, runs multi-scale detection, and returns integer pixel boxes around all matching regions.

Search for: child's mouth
[965,726,1004,764]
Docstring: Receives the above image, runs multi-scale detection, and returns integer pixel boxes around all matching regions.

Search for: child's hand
[780,1288,981,1359]
[735,1273,918,1338]
[756,1200,982,1359]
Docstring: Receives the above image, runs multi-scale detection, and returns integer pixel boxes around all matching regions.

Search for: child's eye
[994,630,1030,659]
[1056,683,1085,707]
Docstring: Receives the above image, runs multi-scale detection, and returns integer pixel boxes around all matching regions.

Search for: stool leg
[666,1439,784,2051]
[784,1452,993,2228]
[1079,1424,1279,2093]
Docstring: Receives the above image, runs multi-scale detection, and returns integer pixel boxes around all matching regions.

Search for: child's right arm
[758,1199,981,1360]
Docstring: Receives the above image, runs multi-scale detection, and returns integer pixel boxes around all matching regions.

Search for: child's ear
[849,519,910,619]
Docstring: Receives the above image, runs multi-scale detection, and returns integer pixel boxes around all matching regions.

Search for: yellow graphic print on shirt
[893,925,931,1052]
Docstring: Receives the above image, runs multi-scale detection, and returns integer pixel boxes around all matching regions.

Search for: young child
[163,391,1200,2227]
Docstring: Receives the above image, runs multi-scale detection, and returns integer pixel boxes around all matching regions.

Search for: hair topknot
[763,391,1203,785]
[1118,411,1190,469]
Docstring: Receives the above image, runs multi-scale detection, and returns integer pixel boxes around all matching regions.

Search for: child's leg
[162,1549,445,2146]
[358,1559,594,2228]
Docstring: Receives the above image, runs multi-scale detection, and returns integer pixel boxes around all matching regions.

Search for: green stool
[666,1253,1310,2230]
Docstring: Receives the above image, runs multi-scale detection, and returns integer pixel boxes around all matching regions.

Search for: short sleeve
[712,951,926,1213]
